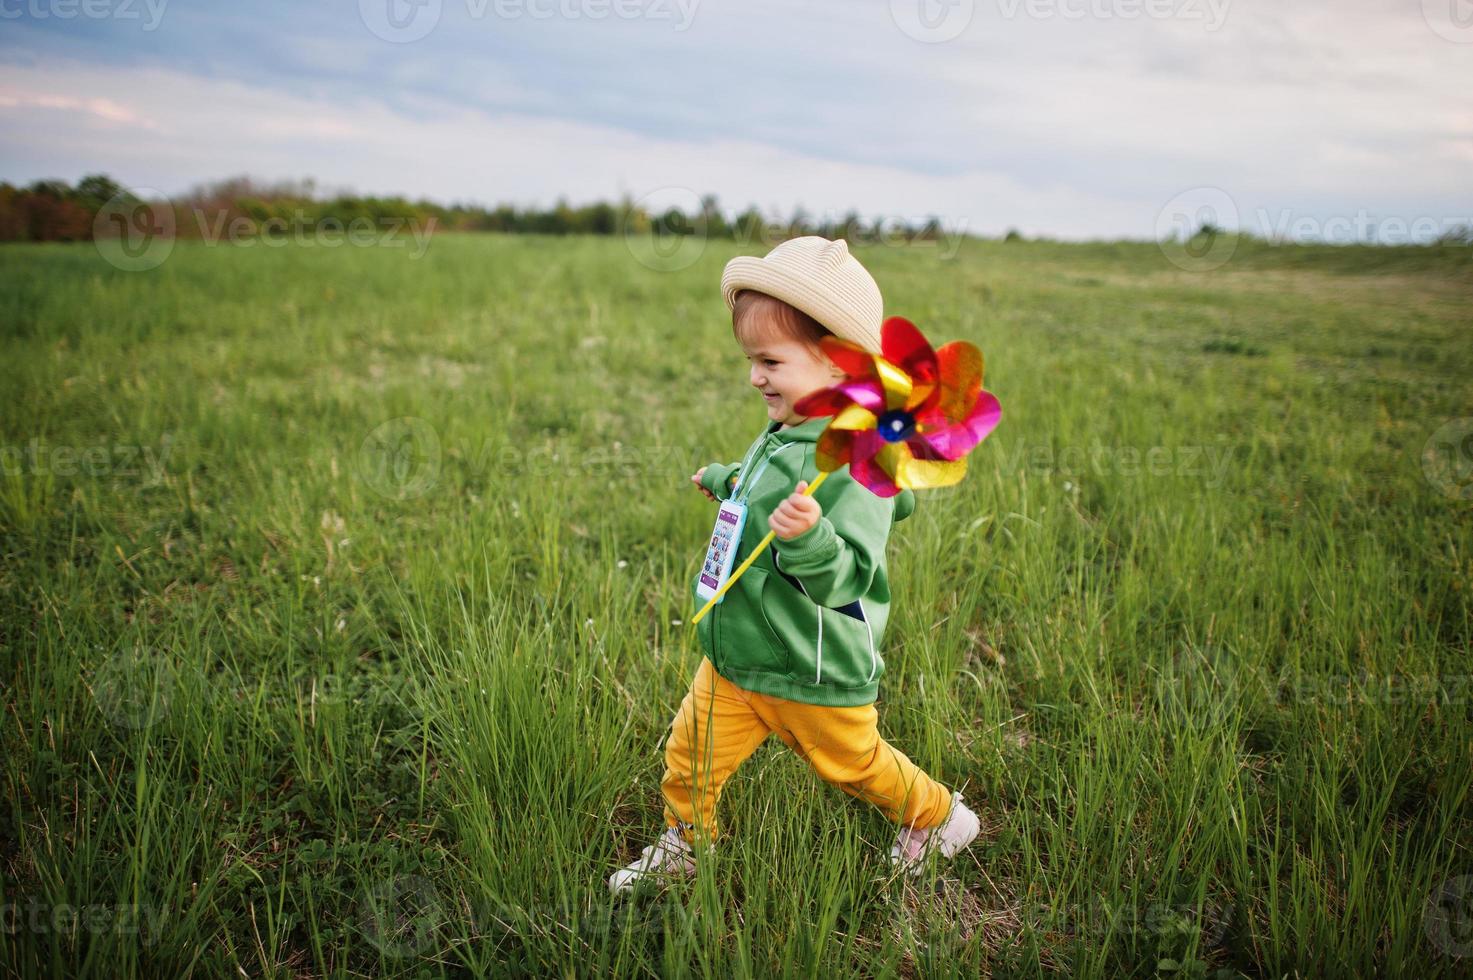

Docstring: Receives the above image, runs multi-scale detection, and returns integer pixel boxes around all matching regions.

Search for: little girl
[609,237,980,894]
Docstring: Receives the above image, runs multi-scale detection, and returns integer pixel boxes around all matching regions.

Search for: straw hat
[720,236,884,354]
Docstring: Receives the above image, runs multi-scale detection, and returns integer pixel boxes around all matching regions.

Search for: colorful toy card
[696,499,748,603]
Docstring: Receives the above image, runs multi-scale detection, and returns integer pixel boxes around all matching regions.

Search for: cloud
[0,0,1468,239]
[0,90,152,126]
[1,59,1149,237]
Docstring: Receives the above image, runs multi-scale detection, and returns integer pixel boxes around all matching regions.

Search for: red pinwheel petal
[817,335,876,379]
[879,317,939,386]
[917,389,1002,460]
[792,386,851,418]
[815,426,854,471]
[847,429,903,498]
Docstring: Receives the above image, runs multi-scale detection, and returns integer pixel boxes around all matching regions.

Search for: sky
[1,0,1469,241]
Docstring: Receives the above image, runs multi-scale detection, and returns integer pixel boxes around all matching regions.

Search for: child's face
[741,333,845,428]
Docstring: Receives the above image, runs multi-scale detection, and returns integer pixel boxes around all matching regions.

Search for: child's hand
[691,466,718,502]
[769,481,821,539]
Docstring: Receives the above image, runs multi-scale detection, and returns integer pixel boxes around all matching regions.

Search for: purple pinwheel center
[877,409,916,444]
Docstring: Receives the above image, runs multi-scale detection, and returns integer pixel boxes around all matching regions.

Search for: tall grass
[1,233,1470,976]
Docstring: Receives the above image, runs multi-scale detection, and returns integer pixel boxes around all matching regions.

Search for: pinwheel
[692,316,1001,624]
[792,316,1001,498]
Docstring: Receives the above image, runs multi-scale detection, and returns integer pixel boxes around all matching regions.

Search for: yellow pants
[661,656,952,844]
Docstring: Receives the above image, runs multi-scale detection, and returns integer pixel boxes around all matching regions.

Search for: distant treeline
[0,174,958,245]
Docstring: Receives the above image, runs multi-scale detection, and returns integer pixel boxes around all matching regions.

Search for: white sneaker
[888,791,981,876]
[608,825,702,895]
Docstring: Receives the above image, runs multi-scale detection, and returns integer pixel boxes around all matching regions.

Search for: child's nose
[750,364,766,386]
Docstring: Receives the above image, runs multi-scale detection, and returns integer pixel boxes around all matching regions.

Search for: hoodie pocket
[714,565,788,675]
[814,606,882,690]
[759,568,817,682]
[762,566,882,692]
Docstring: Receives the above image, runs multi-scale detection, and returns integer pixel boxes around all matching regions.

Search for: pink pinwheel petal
[793,378,885,418]
[834,378,886,414]
[879,317,939,386]
[901,433,950,462]
[847,429,903,497]
[918,389,1002,460]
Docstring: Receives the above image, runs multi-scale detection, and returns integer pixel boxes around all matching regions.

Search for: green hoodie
[694,416,916,707]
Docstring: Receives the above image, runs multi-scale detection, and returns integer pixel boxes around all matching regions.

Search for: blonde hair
[731,289,832,358]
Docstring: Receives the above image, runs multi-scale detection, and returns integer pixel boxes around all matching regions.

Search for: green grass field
[2,232,1471,977]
